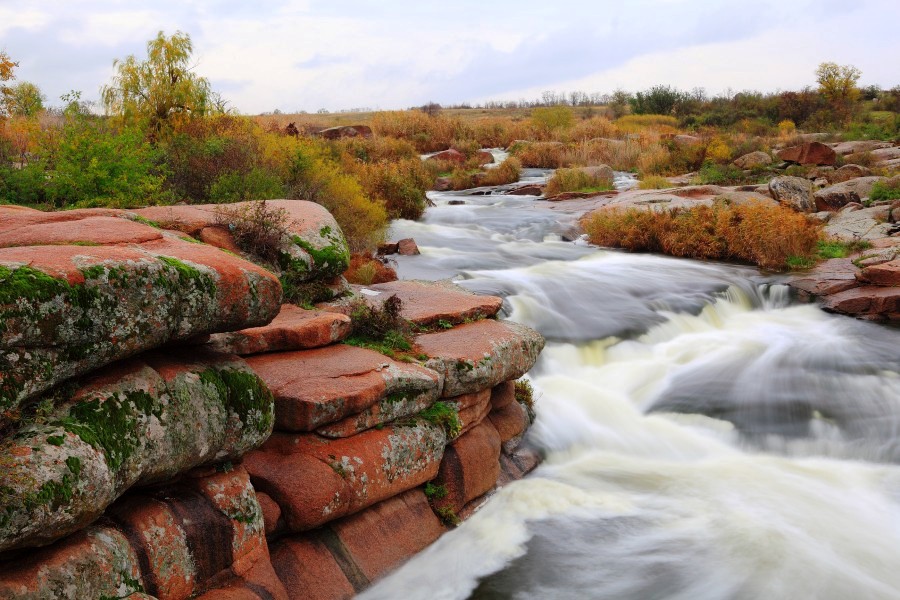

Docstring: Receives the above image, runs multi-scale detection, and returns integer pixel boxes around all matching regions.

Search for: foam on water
[362,177,900,600]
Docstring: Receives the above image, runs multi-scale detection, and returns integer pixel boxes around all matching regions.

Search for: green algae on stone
[0,358,276,553]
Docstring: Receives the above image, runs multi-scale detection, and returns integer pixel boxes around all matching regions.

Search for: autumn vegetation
[1,32,898,265]
[582,202,823,271]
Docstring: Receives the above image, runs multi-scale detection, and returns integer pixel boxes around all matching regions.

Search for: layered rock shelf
[0,200,545,599]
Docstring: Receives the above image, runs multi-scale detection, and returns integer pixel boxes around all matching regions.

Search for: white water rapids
[359,171,900,600]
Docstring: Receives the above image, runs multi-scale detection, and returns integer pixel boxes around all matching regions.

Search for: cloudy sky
[2,0,899,115]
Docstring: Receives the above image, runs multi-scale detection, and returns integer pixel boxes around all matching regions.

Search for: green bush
[696,162,746,185]
[870,179,900,201]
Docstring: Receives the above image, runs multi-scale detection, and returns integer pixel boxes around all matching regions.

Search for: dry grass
[480,157,522,186]
[545,167,614,196]
[582,201,822,271]
[512,142,567,168]
[638,175,671,189]
[344,254,398,285]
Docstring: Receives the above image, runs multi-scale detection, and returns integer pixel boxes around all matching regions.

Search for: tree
[0,50,19,117]
[815,62,862,124]
[629,85,683,115]
[5,81,44,117]
[101,31,211,137]
[816,62,861,104]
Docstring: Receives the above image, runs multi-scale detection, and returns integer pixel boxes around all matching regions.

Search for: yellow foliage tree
[815,62,861,123]
[101,31,211,138]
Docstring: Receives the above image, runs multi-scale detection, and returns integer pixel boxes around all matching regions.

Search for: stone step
[206,304,352,356]
[416,319,545,397]
[245,345,442,434]
[324,279,503,327]
[244,422,446,531]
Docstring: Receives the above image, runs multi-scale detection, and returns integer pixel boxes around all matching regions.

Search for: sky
[2,0,899,115]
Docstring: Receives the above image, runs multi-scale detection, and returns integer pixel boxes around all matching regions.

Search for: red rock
[776,141,837,166]
[244,423,446,531]
[426,149,466,164]
[135,199,350,281]
[448,389,492,436]
[257,492,284,537]
[0,526,144,599]
[330,488,446,582]
[106,497,197,599]
[789,258,861,297]
[506,184,544,196]
[207,304,352,355]
[199,226,243,254]
[376,242,399,255]
[245,345,441,432]
[822,286,900,318]
[397,238,420,255]
[316,385,438,439]
[433,176,452,191]
[271,536,355,600]
[105,466,269,599]
[475,150,495,165]
[490,400,529,443]
[417,319,544,397]
[432,421,502,513]
[490,380,516,410]
[0,216,163,248]
[858,260,900,286]
[0,235,281,418]
[314,125,373,140]
[496,447,542,487]
[194,547,289,600]
[349,280,502,326]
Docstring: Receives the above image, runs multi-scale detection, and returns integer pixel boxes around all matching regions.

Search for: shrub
[344,294,413,357]
[695,162,746,185]
[545,167,614,196]
[214,199,289,265]
[636,143,676,176]
[480,157,521,186]
[531,106,574,131]
[704,137,732,163]
[870,178,900,201]
[352,158,433,220]
[629,86,684,115]
[638,175,671,189]
[582,201,821,270]
[343,254,397,285]
[845,151,878,168]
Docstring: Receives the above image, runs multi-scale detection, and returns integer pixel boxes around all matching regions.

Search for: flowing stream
[359,170,900,600]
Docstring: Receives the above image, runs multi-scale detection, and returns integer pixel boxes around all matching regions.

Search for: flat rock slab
[245,345,442,432]
[134,200,350,281]
[822,286,900,320]
[206,304,352,355]
[0,350,274,553]
[824,206,894,241]
[244,423,446,531]
[328,280,503,326]
[858,260,900,286]
[789,258,861,297]
[0,217,281,417]
[416,320,545,397]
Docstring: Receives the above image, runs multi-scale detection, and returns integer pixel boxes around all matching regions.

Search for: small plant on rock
[214,200,290,266]
[344,294,413,357]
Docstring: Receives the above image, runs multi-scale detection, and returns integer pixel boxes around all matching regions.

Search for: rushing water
[360,172,900,600]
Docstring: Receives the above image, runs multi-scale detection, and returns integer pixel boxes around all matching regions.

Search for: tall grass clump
[582,202,821,270]
[480,157,522,186]
[545,167,614,196]
[638,175,671,189]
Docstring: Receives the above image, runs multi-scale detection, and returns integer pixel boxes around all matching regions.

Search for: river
[359,165,900,600]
